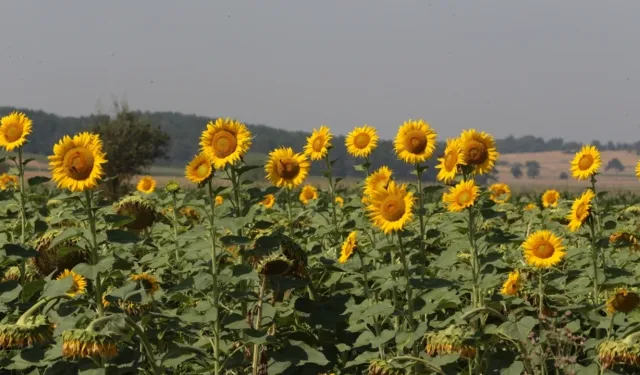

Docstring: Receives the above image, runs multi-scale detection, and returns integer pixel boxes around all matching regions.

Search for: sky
[1,0,639,143]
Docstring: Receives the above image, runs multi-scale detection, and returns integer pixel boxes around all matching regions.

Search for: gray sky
[1,1,639,143]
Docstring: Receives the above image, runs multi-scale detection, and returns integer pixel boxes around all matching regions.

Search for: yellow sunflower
[488,183,511,204]
[0,111,32,151]
[0,173,18,191]
[304,125,333,161]
[435,138,465,183]
[570,145,601,180]
[130,272,160,296]
[541,189,560,208]
[335,196,344,207]
[185,153,213,184]
[362,166,392,204]
[459,129,499,175]
[339,231,357,264]
[48,132,107,192]
[606,288,640,314]
[394,119,437,164]
[199,117,252,169]
[260,194,275,208]
[367,181,414,234]
[345,125,378,158]
[567,189,595,232]
[136,175,156,194]
[56,269,87,297]
[215,195,224,206]
[442,180,479,212]
[299,185,318,205]
[636,160,640,180]
[501,270,521,296]
[524,203,537,211]
[265,147,310,188]
[522,230,566,268]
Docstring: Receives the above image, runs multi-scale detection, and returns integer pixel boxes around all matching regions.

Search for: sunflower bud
[165,180,180,194]
[0,315,54,349]
[62,329,118,359]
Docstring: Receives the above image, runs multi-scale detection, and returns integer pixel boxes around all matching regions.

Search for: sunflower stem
[17,147,26,244]
[85,190,104,318]
[538,270,544,316]
[324,155,339,243]
[16,295,71,325]
[124,316,163,375]
[170,193,180,263]
[207,179,221,375]
[251,276,267,375]
[357,249,383,358]
[285,187,294,237]
[396,232,415,331]
[87,314,121,331]
[468,207,481,308]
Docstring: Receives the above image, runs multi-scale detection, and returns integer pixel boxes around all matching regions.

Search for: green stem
[124,316,162,375]
[87,314,121,331]
[468,208,480,308]
[539,270,544,316]
[388,356,445,375]
[324,155,339,241]
[396,233,414,330]
[357,250,383,358]
[17,148,26,244]
[607,312,615,338]
[171,193,180,262]
[85,190,104,317]
[252,277,267,375]
[16,295,71,325]
[207,179,221,375]
[460,306,507,322]
[415,164,426,251]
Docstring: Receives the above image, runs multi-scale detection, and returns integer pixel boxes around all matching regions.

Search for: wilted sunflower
[115,195,158,231]
[265,147,310,188]
[610,232,640,251]
[459,129,498,175]
[606,288,640,314]
[542,189,560,208]
[185,153,213,184]
[34,229,87,277]
[345,125,378,158]
[56,269,87,297]
[130,272,160,296]
[488,183,511,204]
[200,117,252,169]
[0,111,32,151]
[599,339,640,369]
[367,181,414,234]
[567,189,595,232]
[48,132,107,192]
[570,145,601,180]
[368,359,403,375]
[260,194,276,209]
[136,175,156,194]
[339,231,357,264]
[435,138,465,183]
[0,173,18,190]
[256,253,293,276]
[362,166,392,204]
[0,315,54,349]
[335,196,344,207]
[62,329,118,359]
[522,230,566,268]
[442,180,479,212]
[424,325,476,359]
[215,195,224,206]
[501,270,521,296]
[394,119,437,164]
[304,125,333,161]
[299,185,318,205]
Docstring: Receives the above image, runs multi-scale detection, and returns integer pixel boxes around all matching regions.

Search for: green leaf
[41,277,73,298]
[498,315,538,341]
[3,243,38,259]
[162,348,196,368]
[0,280,22,303]
[49,228,84,249]
[106,229,140,243]
[22,279,46,301]
[28,176,51,186]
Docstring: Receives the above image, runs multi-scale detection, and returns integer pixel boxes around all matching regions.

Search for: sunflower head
[501,270,521,296]
[185,153,213,184]
[299,185,318,205]
[34,229,87,278]
[424,324,477,359]
[436,138,466,183]
[606,288,640,314]
[567,189,595,232]
[48,132,107,192]
[345,125,379,158]
[636,160,640,180]
[367,181,414,234]
[488,183,511,204]
[0,314,54,349]
[265,147,310,188]
[542,189,560,208]
[180,206,201,222]
[256,253,293,276]
[362,166,393,204]
[165,179,180,194]
[0,173,19,191]
[260,194,276,209]
[304,125,333,161]
[599,339,640,370]
[115,195,158,231]
[522,230,566,269]
[0,111,32,151]
[459,129,499,175]
[56,269,87,297]
[368,359,403,375]
[442,180,479,212]
[130,272,160,297]
[136,175,156,194]
[279,235,308,279]
[524,202,538,211]
[3,266,21,281]
[199,117,252,169]
[62,329,118,359]
[215,195,224,206]
[394,119,437,164]
[339,231,357,264]
[335,196,344,208]
[571,145,601,180]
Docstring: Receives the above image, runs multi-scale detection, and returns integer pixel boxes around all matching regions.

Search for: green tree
[605,158,625,173]
[510,163,523,179]
[525,160,541,179]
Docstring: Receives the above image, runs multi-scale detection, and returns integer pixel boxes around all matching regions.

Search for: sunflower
[501,270,521,296]
[362,166,392,204]
[435,138,465,183]
[442,180,479,212]
[304,125,333,161]
[524,203,537,211]
[265,147,310,188]
[367,181,414,234]
[488,183,511,204]
[185,153,213,184]
[115,196,158,231]
[394,119,437,164]
[165,180,180,194]
[34,229,86,278]
[522,230,566,268]
[62,329,118,359]
[136,175,156,194]
[606,288,640,314]
[130,272,160,296]
[256,254,293,276]
[48,132,107,192]
[339,231,357,264]
[0,111,32,151]
[424,325,477,359]
[299,185,318,205]
[541,189,560,208]
[345,125,378,158]
[56,269,87,297]
[570,145,601,180]
[335,196,344,207]
[0,173,18,190]
[459,129,499,175]
[199,117,252,169]
[599,339,640,370]
[0,315,54,349]
[215,195,224,206]
[260,194,275,208]
[636,160,640,180]
[567,189,595,232]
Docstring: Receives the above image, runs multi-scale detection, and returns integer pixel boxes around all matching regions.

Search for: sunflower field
[2,112,640,375]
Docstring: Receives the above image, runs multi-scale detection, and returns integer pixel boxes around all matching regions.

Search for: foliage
[525,160,541,178]
[605,158,625,172]
[510,163,523,179]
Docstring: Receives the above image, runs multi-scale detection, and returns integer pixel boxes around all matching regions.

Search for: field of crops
[3,112,640,375]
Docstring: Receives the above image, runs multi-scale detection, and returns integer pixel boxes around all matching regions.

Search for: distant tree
[592,140,603,150]
[607,141,616,151]
[605,158,625,173]
[476,168,499,185]
[525,160,541,179]
[496,160,510,166]
[559,172,569,180]
[510,163,523,179]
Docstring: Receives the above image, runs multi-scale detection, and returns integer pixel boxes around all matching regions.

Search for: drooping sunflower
[570,145,601,180]
[0,315,54,349]
[265,147,310,188]
[185,153,213,184]
[345,125,378,158]
[606,288,640,314]
[48,132,107,192]
[33,229,87,278]
[501,270,521,296]
[0,173,18,190]
[0,111,32,151]
[522,230,566,268]
[599,339,640,370]
[367,181,414,234]
[442,180,479,212]
[335,196,344,208]
[362,166,392,204]
[488,183,511,204]
[56,269,87,297]
[435,138,465,183]
[394,119,437,164]
[215,195,224,206]
[260,194,275,209]
[424,325,477,359]
[115,196,158,232]
[130,272,160,296]
[339,231,357,264]
[567,189,595,232]
[304,125,333,161]
[199,117,252,169]
[541,189,560,208]
[62,329,118,359]
[136,175,156,194]
[459,129,499,175]
[299,185,318,205]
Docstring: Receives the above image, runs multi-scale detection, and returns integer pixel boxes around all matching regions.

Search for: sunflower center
[533,241,555,259]
[196,163,210,178]
[444,152,458,170]
[614,292,640,313]
[465,140,488,165]
[63,147,95,180]
[304,190,315,199]
[457,191,471,205]
[312,137,325,152]
[576,202,589,219]
[4,124,23,142]
[277,158,300,179]
[141,180,152,190]
[380,195,406,222]
[354,133,371,149]
[578,155,593,171]
[404,130,428,154]
[211,130,238,158]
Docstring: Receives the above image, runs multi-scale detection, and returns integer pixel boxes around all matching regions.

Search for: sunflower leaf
[27,176,51,186]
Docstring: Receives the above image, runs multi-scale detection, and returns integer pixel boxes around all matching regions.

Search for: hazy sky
[1,1,639,143]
